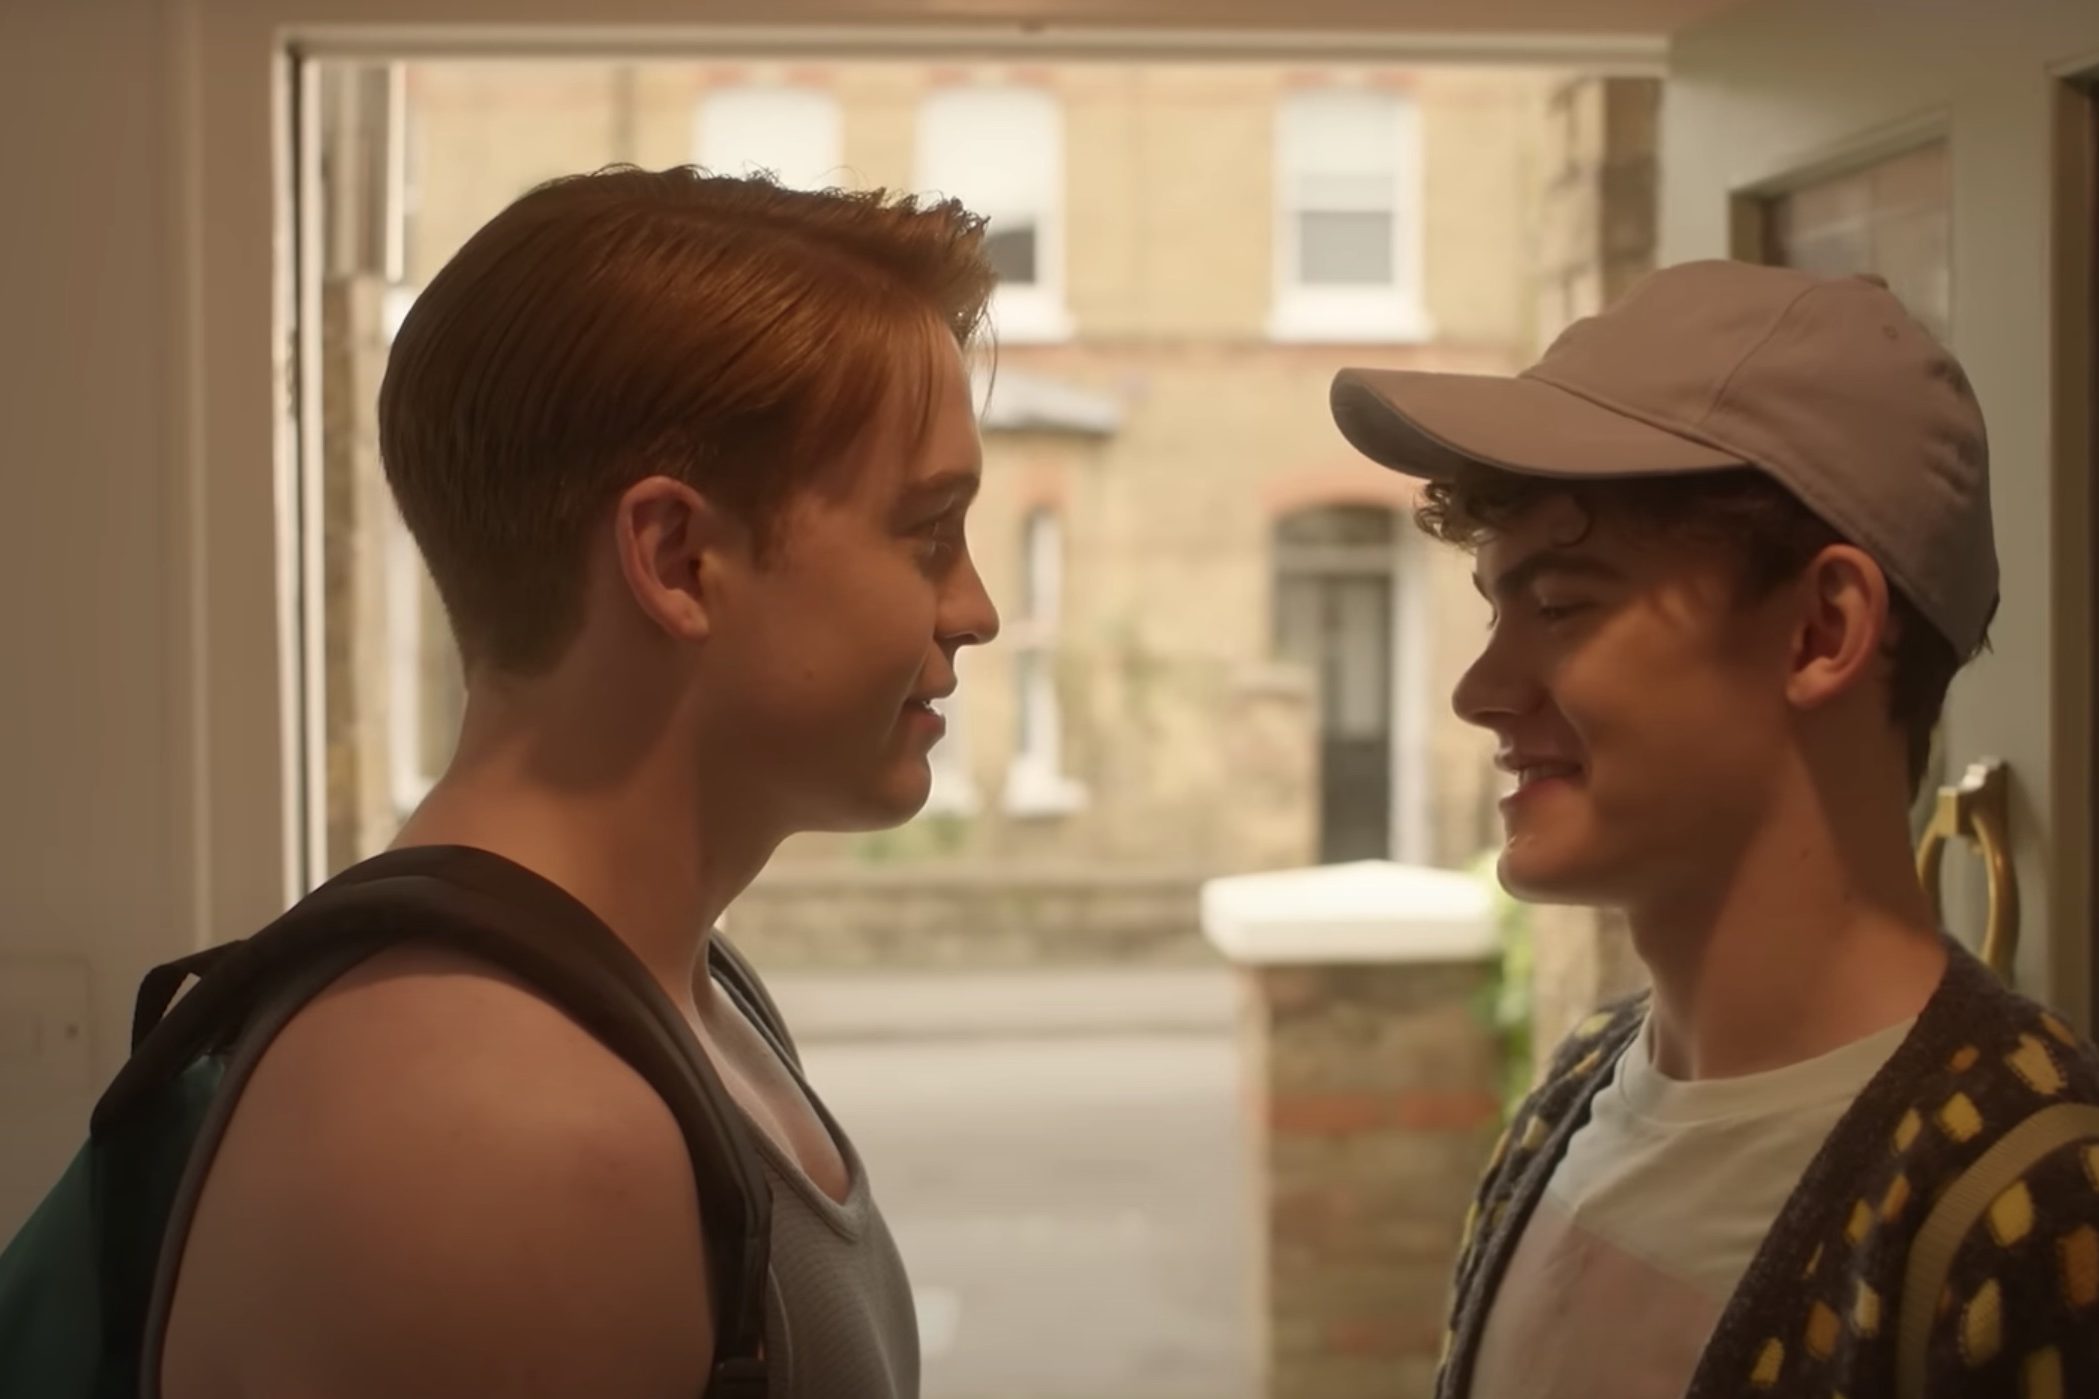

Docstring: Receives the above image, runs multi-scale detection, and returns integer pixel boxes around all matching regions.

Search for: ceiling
[313,0,1759,66]
[748,0,1757,38]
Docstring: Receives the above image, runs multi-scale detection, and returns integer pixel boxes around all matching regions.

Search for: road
[777,971,1257,1399]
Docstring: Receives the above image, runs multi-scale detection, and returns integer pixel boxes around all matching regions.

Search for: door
[1751,138,1955,846]
[1274,506,1399,864]
[1661,0,2099,1027]
[2075,75,2098,1022]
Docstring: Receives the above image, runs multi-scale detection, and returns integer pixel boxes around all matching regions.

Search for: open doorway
[293,47,1649,1398]
[1272,504,1401,864]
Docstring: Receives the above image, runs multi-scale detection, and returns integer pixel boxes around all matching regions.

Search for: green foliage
[1467,850,1536,1121]
[850,812,973,865]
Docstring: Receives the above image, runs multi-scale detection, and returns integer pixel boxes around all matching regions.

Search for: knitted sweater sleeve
[1921,1138,2099,1399]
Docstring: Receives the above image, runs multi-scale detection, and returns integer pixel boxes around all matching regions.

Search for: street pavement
[775,969,1257,1399]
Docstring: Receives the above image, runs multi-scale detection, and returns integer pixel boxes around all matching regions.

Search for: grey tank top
[717,953,920,1399]
[144,940,919,1399]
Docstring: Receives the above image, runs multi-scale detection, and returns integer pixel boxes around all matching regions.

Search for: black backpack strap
[106,845,774,1395]
[130,944,242,1052]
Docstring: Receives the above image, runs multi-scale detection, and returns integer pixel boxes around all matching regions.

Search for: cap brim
[1331,367,1748,482]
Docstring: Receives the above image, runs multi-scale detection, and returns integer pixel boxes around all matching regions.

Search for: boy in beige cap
[1332,260,2099,1399]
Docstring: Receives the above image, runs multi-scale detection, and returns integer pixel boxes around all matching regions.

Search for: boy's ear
[610,475,748,644]
[1784,543,1894,713]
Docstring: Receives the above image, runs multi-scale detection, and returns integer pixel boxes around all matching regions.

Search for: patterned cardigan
[1439,942,2099,1399]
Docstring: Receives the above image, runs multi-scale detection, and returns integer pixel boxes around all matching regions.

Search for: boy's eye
[915,513,965,564]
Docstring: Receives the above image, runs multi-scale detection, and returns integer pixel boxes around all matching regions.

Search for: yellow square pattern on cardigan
[1939,1092,1984,1142]
[2007,1036,2067,1097]
[2061,1225,2099,1310]
[1988,1181,2036,1246]
[1749,1338,1784,1388]
[2024,1347,2064,1399]
[1852,1281,1882,1337]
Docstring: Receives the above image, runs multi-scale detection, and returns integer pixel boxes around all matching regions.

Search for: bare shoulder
[160,943,713,1399]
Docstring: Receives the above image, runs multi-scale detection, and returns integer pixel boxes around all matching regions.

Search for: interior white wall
[0,0,200,1232]
[1660,0,2099,1028]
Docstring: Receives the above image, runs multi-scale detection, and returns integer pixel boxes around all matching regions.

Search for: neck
[392,680,780,1014]
[1629,769,1945,1081]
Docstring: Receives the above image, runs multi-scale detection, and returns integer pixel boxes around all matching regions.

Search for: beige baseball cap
[1330,258,1997,656]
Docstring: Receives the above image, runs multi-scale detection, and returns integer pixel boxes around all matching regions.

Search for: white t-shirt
[1467,1014,1913,1399]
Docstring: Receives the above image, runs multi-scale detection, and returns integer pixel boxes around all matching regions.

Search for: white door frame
[2052,68,2099,1023]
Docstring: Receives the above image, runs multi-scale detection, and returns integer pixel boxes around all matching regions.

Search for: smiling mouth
[1511,762,1582,793]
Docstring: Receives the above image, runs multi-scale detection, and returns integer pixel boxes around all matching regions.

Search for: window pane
[1279,89,1401,183]
[1022,509,1062,624]
[917,86,1059,227]
[1295,170,1396,213]
[695,87,843,192]
[1298,209,1395,285]
[986,222,1039,286]
[918,86,1062,311]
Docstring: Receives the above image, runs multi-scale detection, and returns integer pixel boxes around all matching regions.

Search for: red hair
[379,166,996,672]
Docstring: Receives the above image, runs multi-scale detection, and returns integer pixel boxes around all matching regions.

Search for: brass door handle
[1915,759,2017,978]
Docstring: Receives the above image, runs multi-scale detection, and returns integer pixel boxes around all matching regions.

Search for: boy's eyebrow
[898,468,981,513]
[1471,548,1624,602]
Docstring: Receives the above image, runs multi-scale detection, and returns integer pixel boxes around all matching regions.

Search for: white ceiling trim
[289,23,1666,74]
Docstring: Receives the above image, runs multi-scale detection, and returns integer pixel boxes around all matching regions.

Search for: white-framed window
[916,85,1072,343]
[693,85,844,191]
[1005,509,1086,815]
[1270,88,1432,344]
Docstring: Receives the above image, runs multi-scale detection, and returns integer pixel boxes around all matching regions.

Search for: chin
[880,760,935,819]
[870,791,931,829]
[825,765,934,833]
[1496,840,1624,907]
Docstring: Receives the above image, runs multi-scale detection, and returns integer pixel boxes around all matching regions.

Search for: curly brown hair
[1416,466,1975,793]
